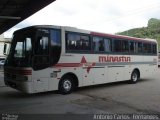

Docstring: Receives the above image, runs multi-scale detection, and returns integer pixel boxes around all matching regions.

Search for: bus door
[32,29,50,92]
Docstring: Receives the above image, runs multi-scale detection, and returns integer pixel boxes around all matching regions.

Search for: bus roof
[14,25,157,43]
[90,31,157,43]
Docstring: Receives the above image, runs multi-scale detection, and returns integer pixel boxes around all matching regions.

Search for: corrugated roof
[0,0,55,34]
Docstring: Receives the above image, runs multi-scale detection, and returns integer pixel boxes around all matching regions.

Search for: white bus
[4,25,158,94]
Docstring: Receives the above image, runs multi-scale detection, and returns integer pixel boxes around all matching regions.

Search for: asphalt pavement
[0,68,4,87]
[0,68,160,115]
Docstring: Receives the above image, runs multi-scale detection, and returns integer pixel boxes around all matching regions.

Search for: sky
[4,0,160,38]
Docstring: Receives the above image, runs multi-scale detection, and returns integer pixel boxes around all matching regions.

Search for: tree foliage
[117,18,160,50]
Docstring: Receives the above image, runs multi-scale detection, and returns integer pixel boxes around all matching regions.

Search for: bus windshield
[5,27,61,70]
[6,30,34,67]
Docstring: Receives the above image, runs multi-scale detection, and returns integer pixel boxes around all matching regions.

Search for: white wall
[0,34,4,57]
[0,34,5,41]
[0,34,11,58]
[0,43,4,57]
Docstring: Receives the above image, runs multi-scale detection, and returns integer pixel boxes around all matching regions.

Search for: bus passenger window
[121,40,129,52]
[152,44,157,54]
[143,43,151,53]
[114,39,122,52]
[104,38,112,52]
[93,36,104,52]
[129,41,135,53]
[138,42,142,53]
[66,33,91,52]
[80,35,90,50]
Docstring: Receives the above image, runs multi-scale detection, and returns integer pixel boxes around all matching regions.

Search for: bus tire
[58,76,75,95]
[130,70,139,84]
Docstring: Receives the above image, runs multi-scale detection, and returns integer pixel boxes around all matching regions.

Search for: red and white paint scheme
[4,25,158,94]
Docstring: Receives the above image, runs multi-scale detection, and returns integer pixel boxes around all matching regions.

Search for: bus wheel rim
[132,73,138,82]
[63,80,72,91]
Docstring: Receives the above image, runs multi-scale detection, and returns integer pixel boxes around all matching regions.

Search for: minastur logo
[99,56,131,63]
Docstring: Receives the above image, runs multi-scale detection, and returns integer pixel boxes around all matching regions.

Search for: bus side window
[66,33,81,50]
[152,44,157,54]
[143,43,151,53]
[104,38,112,52]
[138,42,142,53]
[147,44,152,53]
[99,40,104,51]
[66,33,91,52]
[93,36,104,52]
[93,37,99,52]
[121,40,129,52]
[114,39,122,52]
[129,41,134,53]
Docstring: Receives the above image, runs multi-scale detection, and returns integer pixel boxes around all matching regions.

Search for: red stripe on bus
[19,70,32,75]
[55,63,82,67]
[5,69,32,75]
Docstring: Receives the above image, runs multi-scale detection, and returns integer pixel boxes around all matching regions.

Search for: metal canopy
[0,0,56,34]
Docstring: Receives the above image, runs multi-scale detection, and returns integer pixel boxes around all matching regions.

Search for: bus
[4,25,158,94]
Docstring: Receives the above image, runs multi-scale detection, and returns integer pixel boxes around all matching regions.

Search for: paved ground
[0,68,160,114]
[0,68,4,87]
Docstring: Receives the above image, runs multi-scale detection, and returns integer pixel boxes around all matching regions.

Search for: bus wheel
[130,70,139,84]
[59,76,74,95]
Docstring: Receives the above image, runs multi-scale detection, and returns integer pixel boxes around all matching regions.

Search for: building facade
[0,34,11,60]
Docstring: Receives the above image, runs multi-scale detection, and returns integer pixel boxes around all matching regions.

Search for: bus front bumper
[4,76,33,93]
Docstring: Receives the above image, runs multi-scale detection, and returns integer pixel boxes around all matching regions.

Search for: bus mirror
[3,43,7,55]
